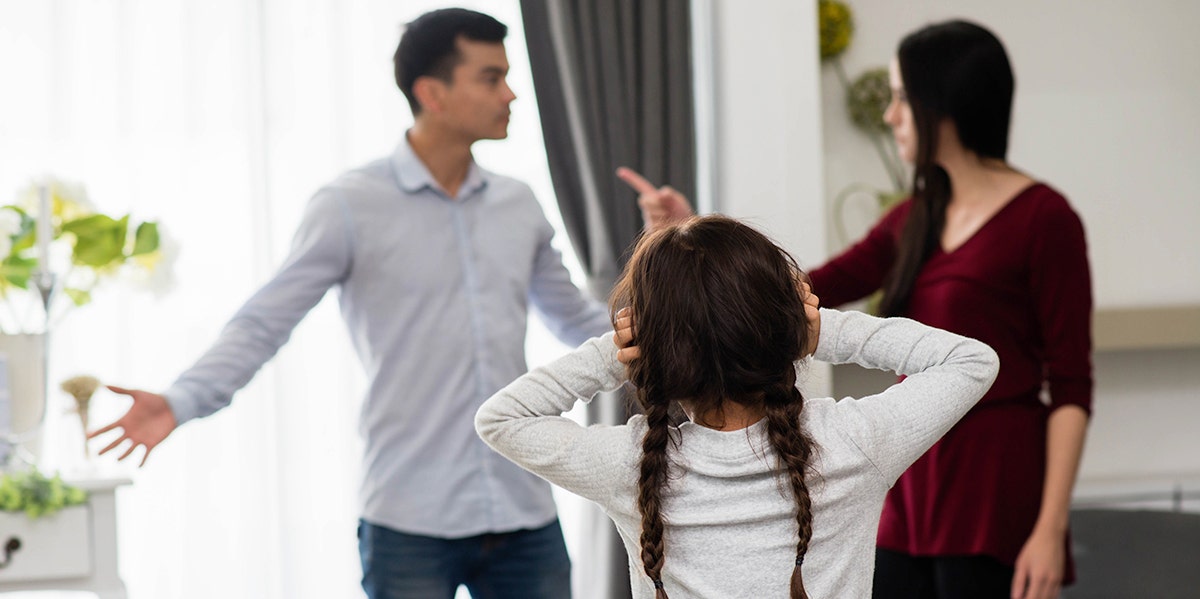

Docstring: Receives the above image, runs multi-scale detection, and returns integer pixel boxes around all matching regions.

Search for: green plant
[818,0,853,59]
[0,468,88,519]
[844,68,907,193]
[0,176,175,332]
[819,2,906,193]
[818,1,909,245]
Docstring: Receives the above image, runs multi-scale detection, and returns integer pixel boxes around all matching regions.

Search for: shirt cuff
[163,381,203,425]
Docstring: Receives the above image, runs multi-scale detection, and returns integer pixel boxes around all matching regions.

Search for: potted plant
[0,176,175,467]
[818,0,909,244]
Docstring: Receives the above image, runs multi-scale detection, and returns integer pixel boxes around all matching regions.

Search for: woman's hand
[1010,527,1065,599]
[616,167,695,233]
[614,308,640,364]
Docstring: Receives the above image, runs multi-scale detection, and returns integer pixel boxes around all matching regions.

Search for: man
[92,8,611,598]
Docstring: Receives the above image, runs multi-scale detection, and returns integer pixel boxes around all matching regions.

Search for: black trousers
[873,548,1015,599]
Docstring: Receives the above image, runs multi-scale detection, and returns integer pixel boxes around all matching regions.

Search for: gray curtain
[522,0,695,297]
[521,2,696,598]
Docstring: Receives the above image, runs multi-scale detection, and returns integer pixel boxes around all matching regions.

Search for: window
[0,2,588,597]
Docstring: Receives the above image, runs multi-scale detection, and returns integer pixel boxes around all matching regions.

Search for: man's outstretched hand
[88,385,178,467]
[616,167,695,233]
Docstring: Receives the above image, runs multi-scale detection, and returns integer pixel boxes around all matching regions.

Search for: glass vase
[0,333,48,469]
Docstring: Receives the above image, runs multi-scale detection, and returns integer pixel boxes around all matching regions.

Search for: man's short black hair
[394,8,507,115]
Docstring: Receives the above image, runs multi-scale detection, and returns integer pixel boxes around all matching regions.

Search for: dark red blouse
[810,183,1093,580]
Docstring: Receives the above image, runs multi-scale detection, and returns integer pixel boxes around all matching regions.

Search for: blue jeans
[358,519,572,599]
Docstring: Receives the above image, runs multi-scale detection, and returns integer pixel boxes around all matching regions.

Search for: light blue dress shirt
[165,138,613,538]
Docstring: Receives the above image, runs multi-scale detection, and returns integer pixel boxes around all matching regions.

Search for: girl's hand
[800,281,821,357]
[614,308,640,364]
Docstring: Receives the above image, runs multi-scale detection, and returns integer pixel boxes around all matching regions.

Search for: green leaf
[0,254,36,289]
[8,208,36,254]
[65,486,87,504]
[0,469,88,518]
[131,221,160,256]
[63,287,92,306]
[63,214,128,268]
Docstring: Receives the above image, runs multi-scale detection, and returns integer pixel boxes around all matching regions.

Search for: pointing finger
[616,167,658,195]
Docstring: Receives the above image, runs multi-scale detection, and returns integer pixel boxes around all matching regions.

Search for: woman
[812,21,1093,599]
[476,215,998,598]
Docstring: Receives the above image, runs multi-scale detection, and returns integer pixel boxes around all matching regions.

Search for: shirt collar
[392,134,489,200]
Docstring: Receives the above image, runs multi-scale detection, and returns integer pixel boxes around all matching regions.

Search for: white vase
[0,333,47,467]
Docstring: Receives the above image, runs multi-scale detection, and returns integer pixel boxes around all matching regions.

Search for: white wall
[821,0,1200,310]
[708,1,826,267]
[706,0,831,395]
[709,1,1200,498]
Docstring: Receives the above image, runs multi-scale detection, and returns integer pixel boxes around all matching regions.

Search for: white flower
[18,177,94,219]
[63,265,97,290]
[2,175,175,332]
[0,208,18,259]
[146,228,180,297]
[0,207,20,237]
[119,225,179,297]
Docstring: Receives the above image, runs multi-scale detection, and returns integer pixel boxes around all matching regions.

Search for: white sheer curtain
[0,1,585,598]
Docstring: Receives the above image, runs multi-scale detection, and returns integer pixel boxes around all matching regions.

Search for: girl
[476,215,998,598]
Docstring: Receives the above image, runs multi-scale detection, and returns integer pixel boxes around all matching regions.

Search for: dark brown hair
[393,8,507,115]
[610,215,817,598]
[879,20,1015,316]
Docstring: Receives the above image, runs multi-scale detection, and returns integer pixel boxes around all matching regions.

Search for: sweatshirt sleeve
[814,308,1000,484]
[475,332,635,503]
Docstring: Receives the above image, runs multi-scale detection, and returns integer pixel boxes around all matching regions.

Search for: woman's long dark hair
[879,20,1015,316]
[610,215,817,599]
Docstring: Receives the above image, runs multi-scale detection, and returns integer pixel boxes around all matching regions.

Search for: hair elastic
[653,579,664,589]
[796,556,805,566]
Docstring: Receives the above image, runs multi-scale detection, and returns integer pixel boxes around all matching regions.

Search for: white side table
[0,476,130,599]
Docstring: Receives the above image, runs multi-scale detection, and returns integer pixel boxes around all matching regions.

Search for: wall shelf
[828,304,1200,400]
[1093,305,1200,352]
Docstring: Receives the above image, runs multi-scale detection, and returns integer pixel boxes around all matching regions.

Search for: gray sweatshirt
[476,308,999,598]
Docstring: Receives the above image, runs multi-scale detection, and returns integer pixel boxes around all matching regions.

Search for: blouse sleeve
[809,200,910,308]
[1028,195,1094,414]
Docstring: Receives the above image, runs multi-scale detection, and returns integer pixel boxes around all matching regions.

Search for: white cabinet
[0,476,129,599]
[0,505,91,581]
